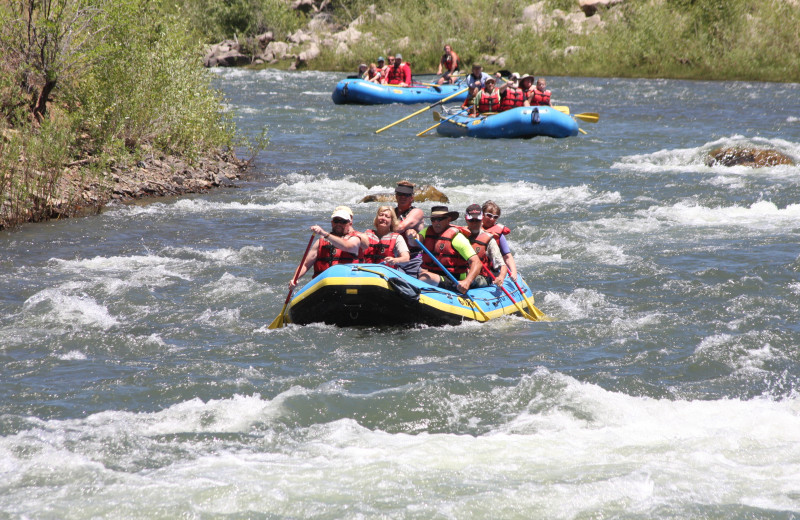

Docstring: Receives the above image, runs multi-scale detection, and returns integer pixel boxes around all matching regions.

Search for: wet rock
[705,147,794,168]
[360,185,449,203]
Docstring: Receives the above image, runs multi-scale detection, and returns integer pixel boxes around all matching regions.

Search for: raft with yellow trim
[287,263,538,327]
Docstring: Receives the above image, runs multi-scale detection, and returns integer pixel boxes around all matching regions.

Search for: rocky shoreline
[3,150,248,229]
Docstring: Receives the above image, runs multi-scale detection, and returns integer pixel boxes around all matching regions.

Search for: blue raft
[435,106,579,139]
[287,263,539,327]
[332,78,469,105]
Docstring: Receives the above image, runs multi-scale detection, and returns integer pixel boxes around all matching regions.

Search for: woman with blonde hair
[361,205,410,267]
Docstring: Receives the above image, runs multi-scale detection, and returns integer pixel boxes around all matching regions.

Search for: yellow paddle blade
[553,105,570,115]
[574,112,599,123]
[433,111,442,121]
[267,303,289,329]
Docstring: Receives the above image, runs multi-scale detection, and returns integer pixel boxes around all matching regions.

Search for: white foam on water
[197,307,241,327]
[205,272,265,299]
[56,350,87,361]
[642,200,800,232]
[3,377,800,517]
[613,135,800,180]
[22,289,120,330]
[543,288,620,321]
[443,181,621,213]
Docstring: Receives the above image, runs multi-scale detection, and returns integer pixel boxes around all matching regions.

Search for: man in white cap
[385,53,411,87]
[392,181,425,277]
[290,206,366,288]
[417,206,482,294]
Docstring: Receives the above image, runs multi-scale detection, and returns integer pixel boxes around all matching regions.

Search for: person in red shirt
[385,53,411,87]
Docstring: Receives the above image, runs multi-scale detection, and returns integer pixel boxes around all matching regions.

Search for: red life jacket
[366,69,380,80]
[456,226,493,266]
[483,223,511,238]
[521,85,535,101]
[421,226,469,277]
[499,86,525,112]
[362,230,399,263]
[531,88,551,105]
[387,63,410,85]
[441,52,458,73]
[313,231,360,276]
[477,89,500,113]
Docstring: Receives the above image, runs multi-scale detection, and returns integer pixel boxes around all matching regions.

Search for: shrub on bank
[0,0,236,229]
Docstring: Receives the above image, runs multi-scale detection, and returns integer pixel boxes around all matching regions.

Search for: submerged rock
[360,185,449,203]
[705,147,794,168]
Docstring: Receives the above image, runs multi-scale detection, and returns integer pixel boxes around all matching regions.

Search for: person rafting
[481,201,518,280]
[495,72,526,112]
[461,204,507,287]
[289,206,365,289]
[377,56,389,78]
[518,74,536,106]
[392,180,425,277]
[529,77,552,106]
[417,206,482,294]
[464,63,490,98]
[463,76,500,116]
[436,44,460,85]
[361,206,410,267]
[363,62,382,83]
[385,53,411,87]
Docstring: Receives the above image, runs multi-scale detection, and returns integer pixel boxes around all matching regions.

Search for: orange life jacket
[456,226,493,266]
[441,52,458,73]
[421,226,469,277]
[483,223,511,239]
[531,88,551,105]
[499,86,525,112]
[313,231,360,276]
[362,230,399,263]
[477,89,500,113]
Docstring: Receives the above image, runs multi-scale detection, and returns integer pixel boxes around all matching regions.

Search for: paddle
[268,234,315,329]
[553,106,599,123]
[375,87,469,134]
[417,108,468,136]
[509,274,551,322]
[480,267,539,321]
[413,237,490,322]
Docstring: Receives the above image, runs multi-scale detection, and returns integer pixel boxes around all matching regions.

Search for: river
[2,69,800,518]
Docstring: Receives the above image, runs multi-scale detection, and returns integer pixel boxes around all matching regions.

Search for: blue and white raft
[434,106,579,138]
[332,78,469,105]
[287,263,538,327]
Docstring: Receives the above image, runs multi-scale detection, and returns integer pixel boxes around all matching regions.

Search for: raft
[332,78,469,105]
[287,263,538,327]
[434,106,579,139]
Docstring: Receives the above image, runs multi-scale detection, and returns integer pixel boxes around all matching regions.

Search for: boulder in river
[360,185,449,203]
[705,147,794,168]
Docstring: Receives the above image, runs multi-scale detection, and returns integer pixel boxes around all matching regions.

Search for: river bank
[1,151,247,230]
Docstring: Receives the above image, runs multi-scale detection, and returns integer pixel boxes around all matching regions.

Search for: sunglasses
[331,218,349,224]
[430,216,448,222]
[484,213,500,219]
[466,215,482,221]
[395,192,412,198]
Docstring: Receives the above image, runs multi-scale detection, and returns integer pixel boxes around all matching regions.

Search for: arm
[290,238,319,288]
[487,240,507,285]
[385,235,410,266]
[394,207,424,235]
[459,255,482,293]
[309,225,361,255]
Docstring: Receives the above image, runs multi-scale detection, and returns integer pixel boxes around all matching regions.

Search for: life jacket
[366,69,380,81]
[476,89,500,113]
[499,86,525,112]
[421,226,469,277]
[521,85,535,101]
[483,223,511,239]
[313,231,360,276]
[456,226,493,266]
[441,52,458,73]
[387,63,410,85]
[362,230,399,263]
[531,88,551,105]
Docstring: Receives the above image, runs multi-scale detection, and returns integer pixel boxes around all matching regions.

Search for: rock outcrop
[705,147,795,168]
[360,185,449,204]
